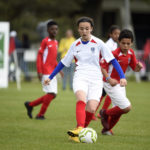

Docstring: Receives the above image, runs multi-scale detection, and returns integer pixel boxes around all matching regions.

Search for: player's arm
[54,60,64,78]
[36,40,46,81]
[100,59,118,86]
[44,61,65,85]
[101,67,118,86]
[134,62,143,72]
[129,50,143,72]
[44,43,74,85]
[101,43,127,86]
[110,58,127,87]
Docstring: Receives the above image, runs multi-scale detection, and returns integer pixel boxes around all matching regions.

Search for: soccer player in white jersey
[105,25,120,51]
[44,17,127,142]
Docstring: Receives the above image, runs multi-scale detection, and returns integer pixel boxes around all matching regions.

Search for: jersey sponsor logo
[49,45,52,47]
[91,47,95,53]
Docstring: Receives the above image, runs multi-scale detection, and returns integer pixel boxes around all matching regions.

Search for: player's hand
[60,71,64,78]
[135,62,143,72]
[44,78,51,85]
[120,78,127,87]
[108,78,118,87]
[37,73,42,81]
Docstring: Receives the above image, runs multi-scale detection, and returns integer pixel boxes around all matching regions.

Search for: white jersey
[105,38,118,51]
[61,35,114,81]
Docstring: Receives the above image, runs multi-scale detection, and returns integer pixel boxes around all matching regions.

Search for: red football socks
[108,114,121,130]
[76,100,86,128]
[37,94,55,116]
[29,93,55,116]
[29,95,46,106]
[102,95,111,109]
[106,106,124,116]
[84,111,94,127]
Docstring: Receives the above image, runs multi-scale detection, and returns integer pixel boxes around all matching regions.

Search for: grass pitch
[0,80,150,150]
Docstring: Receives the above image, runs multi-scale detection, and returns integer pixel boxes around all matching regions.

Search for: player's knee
[48,93,56,98]
[123,105,132,113]
[86,107,96,113]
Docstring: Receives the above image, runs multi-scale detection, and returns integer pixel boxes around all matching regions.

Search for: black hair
[77,16,94,27]
[47,20,58,29]
[109,25,120,34]
[118,29,134,42]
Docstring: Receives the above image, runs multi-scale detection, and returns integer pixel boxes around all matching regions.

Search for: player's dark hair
[47,20,58,29]
[77,16,94,27]
[118,29,134,42]
[109,25,120,34]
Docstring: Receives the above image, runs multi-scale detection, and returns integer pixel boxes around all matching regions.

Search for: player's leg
[36,75,57,119]
[36,93,56,119]
[108,114,121,130]
[85,80,103,127]
[67,91,86,137]
[100,83,131,132]
[105,83,131,117]
[96,88,107,118]
[102,95,111,109]
[67,78,88,137]
[85,100,99,127]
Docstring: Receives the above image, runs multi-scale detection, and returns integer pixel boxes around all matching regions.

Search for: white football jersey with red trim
[61,35,114,80]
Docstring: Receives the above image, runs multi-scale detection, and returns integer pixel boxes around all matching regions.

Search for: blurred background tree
[0,0,88,42]
[0,0,150,47]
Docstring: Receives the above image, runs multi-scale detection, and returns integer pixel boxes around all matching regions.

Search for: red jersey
[36,37,58,75]
[101,48,138,82]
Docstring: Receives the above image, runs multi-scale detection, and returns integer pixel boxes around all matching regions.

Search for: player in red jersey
[94,25,121,120]
[24,20,63,120]
[99,29,143,135]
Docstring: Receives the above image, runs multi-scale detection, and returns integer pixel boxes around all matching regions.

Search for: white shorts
[41,75,57,94]
[73,77,103,102]
[104,82,131,109]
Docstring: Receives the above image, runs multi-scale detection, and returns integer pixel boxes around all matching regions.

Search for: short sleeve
[129,50,138,70]
[61,43,74,67]
[100,58,109,69]
[100,41,114,63]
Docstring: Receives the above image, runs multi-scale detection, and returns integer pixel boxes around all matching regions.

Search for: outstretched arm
[44,61,65,85]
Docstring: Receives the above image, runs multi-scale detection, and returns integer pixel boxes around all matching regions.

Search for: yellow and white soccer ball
[79,127,97,143]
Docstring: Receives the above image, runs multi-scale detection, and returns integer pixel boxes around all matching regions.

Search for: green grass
[0,80,150,150]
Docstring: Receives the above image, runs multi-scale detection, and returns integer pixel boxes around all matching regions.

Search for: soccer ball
[79,127,97,143]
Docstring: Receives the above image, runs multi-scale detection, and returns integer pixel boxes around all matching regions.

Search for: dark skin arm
[134,62,143,72]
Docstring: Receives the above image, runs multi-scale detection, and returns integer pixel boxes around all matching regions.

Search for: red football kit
[28,37,58,118]
[36,37,58,75]
[101,47,138,82]
[100,47,138,132]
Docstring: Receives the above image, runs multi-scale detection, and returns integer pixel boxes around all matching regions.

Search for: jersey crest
[91,47,95,53]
